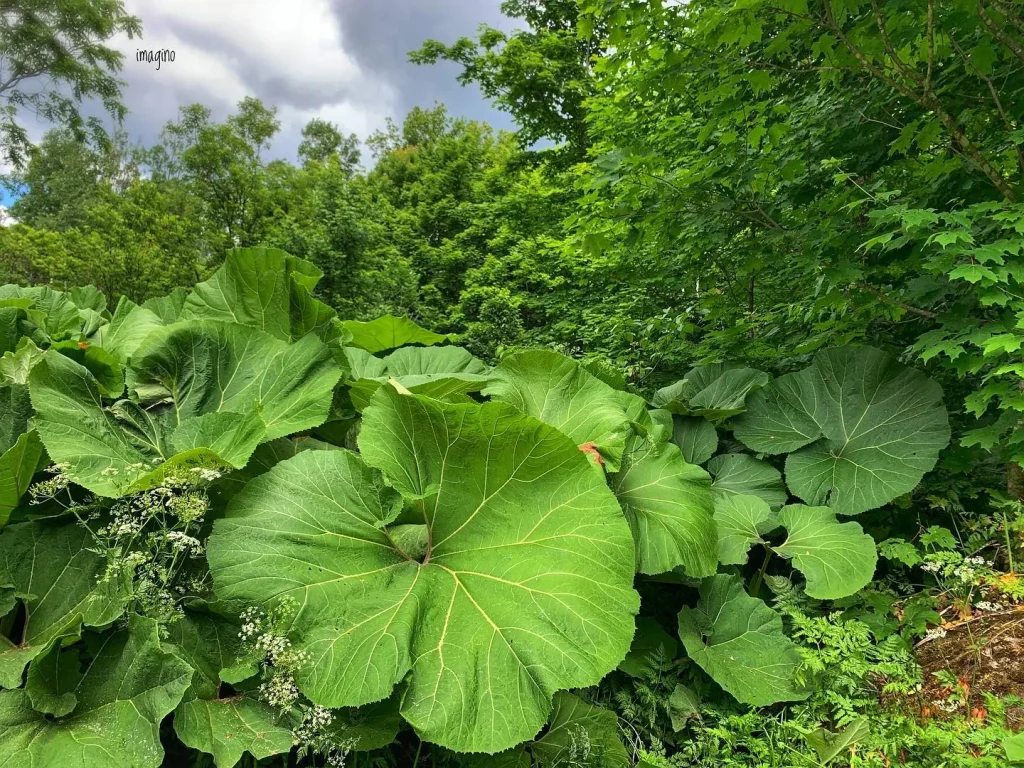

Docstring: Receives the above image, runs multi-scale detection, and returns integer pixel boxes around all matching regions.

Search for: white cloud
[114,0,398,152]
[2,0,506,170]
[123,0,366,95]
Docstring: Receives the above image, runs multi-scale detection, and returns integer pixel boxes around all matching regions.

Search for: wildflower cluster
[236,600,310,712]
[28,463,72,501]
[27,462,221,626]
[234,600,361,765]
[919,551,993,604]
[293,705,359,766]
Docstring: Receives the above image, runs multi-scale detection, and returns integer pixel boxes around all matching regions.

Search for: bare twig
[991,0,1024,32]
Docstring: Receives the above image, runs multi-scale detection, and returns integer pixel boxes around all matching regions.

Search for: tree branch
[950,34,1024,176]
[871,0,924,85]
[821,1,1018,201]
[979,0,1024,66]
[926,0,936,96]
[990,0,1024,34]
[855,281,938,319]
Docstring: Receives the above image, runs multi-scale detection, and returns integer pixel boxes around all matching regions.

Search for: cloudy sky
[16,0,513,177]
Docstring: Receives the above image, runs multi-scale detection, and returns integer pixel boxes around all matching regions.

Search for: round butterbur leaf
[707,453,787,510]
[610,436,717,577]
[677,575,807,707]
[342,314,450,353]
[774,505,877,599]
[713,494,777,566]
[483,349,648,472]
[733,348,949,515]
[0,615,192,768]
[208,386,639,753]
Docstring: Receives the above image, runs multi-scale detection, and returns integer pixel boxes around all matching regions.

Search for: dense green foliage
[2,0,1024,766]
[0,248,1011,767]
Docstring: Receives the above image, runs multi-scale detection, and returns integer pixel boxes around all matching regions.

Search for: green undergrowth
[0,248,1021,768]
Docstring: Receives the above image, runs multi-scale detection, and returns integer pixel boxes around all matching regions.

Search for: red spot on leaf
[579,442,604,467]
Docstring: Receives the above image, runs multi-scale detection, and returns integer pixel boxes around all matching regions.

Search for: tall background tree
[0,0,141,168]
[411,0,604,160]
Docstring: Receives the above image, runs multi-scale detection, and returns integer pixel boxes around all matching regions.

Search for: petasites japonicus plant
[206,385,641,753]
[733,347,950,516]
[0,248,955,766]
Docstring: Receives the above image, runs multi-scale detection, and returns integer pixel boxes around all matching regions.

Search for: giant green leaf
[208,386,639,753]
[0,382,36,528]
[26,638,83,717]
[169,607,291,766]
[610,436,717,576]
[342,314,450,353]
[28,318,339,497]
[347,345,491,410]
[0,615,192,767]
[69,286,107,314]
[175,698,294,768]
[0,338,45,386]
[167,604,294,767]
[484,349,646,471]
[805,717,871,764]
[677,575,807,706]
[1,383,31,454]
[0,430,44,527]
[669,684,700,731]
[384,345,486,379]
[325,694,404,752]
[1,381,38,526]
[733,348,950,515]
[670,416,718,465]
[713,494,777,566]
[0,560,13,619]
[473,692,629,768]
[774,505,877,599]
[50,341,124,398]
[89,297,166,364]
[0,520,130,688]
[1005,731,1024,762]
[165,603,248,700]
[67,288,109,338]
[653,365,769,422]
[28,352,270,497]
[532,692,629,767]
[0,285,86,341]
[209,436,339,507]
[0,306,23,355]
[142,287,187,324]
[131,320,341,438]
[182,247,337,342]
[707,454,787,509]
